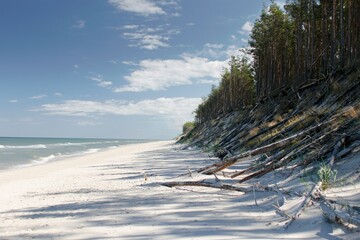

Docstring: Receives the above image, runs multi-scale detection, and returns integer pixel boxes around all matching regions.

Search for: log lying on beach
[238,124,342,184]
[160,180,288,197]
[320,195,360,213]
[317,190,360,224]
[161,180,252,193]
[320,199,360,229]
[199,118,336,175]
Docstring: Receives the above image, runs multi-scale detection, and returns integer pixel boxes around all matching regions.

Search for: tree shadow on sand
[1,144,352,239]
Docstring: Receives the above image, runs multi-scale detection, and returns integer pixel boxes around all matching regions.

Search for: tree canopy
[194,0,359,125]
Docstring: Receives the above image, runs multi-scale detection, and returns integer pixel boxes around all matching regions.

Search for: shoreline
[0,138,156,171]
[0,140,168,186]
[3,147,105,171]
[0,140,351,239]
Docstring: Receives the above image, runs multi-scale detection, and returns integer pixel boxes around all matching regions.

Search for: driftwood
[174,65,360,232]
[226,107,281,152]
[201,119,333,175]
[242,116,354,184]
[327,79,360,109]
[254,183,294,196]
[292,130,355,170]
[320,200,360,228]
[337,140,360,158]
[320,196,360,213]
[230,139,307,179]
[253,184,258,206]
[187,166,193,178]
[218,128,239,148]
[160,179,287,195]
[161,180,252,193]
[328,137,346,167]
[284,135,346,229]
[206,118,350,184]
[284,182,321,229]
[230,155,272,179]
[273,204,291,219]
[238,128,333,183]
[238,113,296,149]
[250,114,310,150]
[317,186,360,228]
[298,78,325,92]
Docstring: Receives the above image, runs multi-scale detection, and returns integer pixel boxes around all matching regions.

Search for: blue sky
[0,0,283,139]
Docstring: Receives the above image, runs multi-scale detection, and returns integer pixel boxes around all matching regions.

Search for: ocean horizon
[0,137,153,170]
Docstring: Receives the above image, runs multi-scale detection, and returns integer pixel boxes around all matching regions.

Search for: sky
[0,0,284,139]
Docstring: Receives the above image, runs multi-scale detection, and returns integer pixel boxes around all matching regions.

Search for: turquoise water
[0,137,151,170]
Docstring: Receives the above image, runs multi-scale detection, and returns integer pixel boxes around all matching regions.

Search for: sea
[0,137,151,170]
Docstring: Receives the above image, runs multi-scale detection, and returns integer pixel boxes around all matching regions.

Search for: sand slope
[0,141,353,239]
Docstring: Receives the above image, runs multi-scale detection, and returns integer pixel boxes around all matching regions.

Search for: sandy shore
[0,140,353,239]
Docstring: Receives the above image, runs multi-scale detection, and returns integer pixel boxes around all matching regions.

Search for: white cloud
[34,97,201,129]
[54,92,63,97]
[196,79,219,85]
[194,43,226,59]
[30,95,47,100]
[116,43,252,93]
[73,20,86,29]
[73,64,80,69]
[204,43,224,49]
[184,43,244,60]
[109,60,118,64]
[89,75,102,82]
[9,99,18,103]
[98,81,113,88]
[158,0,179,7]
[115,56,226,92]
[122,60,137,66]
[89,74,113,89]
[122,24,179,50]
[225,45,242,57]
[239,21,253,35]
[124,32,169,50]
[123,24,139,30]
[108,0,166,16]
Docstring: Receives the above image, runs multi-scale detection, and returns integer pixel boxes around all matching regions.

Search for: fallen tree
[172,65,360,230]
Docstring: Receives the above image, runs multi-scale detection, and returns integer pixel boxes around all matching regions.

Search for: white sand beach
[0,141,354,239]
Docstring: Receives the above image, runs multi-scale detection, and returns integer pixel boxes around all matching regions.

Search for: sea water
[0,137,151,170]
